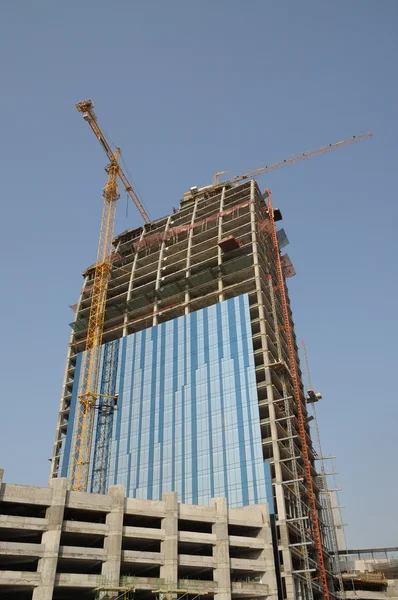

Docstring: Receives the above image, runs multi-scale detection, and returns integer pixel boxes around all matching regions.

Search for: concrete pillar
[124,228,146,336]
[217,188,226,303]
[255,506,279,600]
[212,497,231,600]
[0,468,4,489]
[33,476,68,600]
[160,491,178,586]
[101,485,125,587]
[185,200,199,314]
[153,215,172,326]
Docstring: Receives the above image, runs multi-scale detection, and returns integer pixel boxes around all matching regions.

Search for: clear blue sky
[0,1,396,548]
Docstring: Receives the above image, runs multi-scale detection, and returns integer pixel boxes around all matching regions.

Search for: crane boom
[76,100,151,224]
[214,132,372,185]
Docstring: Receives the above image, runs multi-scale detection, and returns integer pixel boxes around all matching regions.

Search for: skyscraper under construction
[51,176,336,600]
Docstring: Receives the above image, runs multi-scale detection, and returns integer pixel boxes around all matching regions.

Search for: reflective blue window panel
[64,294,268,508]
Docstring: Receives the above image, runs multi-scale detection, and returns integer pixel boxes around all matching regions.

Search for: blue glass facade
[61,294,269,508]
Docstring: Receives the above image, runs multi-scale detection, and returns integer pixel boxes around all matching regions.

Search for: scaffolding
[91,338,120,494]
[301,340,346,599]
[268,277,314,600]
[266,189,329,600]
[95,578,207,600]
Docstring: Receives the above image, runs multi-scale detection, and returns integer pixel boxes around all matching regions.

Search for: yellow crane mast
[71,100,149,492]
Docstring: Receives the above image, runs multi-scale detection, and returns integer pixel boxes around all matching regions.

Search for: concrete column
[160,491,178,586]
[124,228,146,335]
[256,506,279,599]
[32,476,68,600]
[185,200,199,314]
[154,216,173,326]
[0,469,3,489]
[217,188,226,303]
[101,485,125,586]
[212,497,231,600]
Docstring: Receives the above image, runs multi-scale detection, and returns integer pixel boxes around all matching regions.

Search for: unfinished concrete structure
[0,468,278,600]
[337,547,398,600]
[50,179,335,600]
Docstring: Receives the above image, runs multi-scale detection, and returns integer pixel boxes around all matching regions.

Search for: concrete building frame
[50,180,332,600]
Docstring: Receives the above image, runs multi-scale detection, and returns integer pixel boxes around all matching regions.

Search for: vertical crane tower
[71,100,150,492]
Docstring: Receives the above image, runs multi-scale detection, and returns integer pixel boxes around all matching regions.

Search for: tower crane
[213,132,372,186]
[70,100,149,492]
